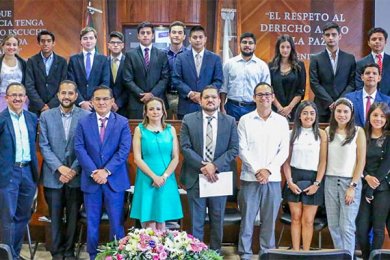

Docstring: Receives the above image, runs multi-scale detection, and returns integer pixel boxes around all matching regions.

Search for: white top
[290,128,321,171]
[202,110,218,161]
[0,60,23,94]
[326,47,339,74]
[326,127,358,178]
[238,110,290,182]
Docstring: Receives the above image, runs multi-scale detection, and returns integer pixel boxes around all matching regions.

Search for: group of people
[0,17,389,260]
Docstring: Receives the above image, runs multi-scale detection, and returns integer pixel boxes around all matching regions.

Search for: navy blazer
[355,53,390,95]
[310,49,356,117]
[25,52,67,113]
[67,52,110,102]
[109,55,127,116]
[74,112,131,193]
[0,108,38,188]
[345,90,390,127]
[180,111,239,189]
[172,49,223,116]
[0,54,27,85]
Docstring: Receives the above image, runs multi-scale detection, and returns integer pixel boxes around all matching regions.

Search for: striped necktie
[205,116,214,162]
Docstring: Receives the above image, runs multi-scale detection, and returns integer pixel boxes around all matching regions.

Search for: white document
[199,171,233,198]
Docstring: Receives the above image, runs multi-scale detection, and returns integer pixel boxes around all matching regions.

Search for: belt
[228,99,255,107]
[167,90,178,95]
[14,161,31,168]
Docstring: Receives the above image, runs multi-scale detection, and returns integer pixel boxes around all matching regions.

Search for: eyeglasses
[255,92,273,98]
[7,94,26,99]
[109,41,123,45]
[93,97,112,102]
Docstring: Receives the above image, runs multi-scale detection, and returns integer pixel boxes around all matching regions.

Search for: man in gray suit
[180,85,239,252]
[39,80,89,260]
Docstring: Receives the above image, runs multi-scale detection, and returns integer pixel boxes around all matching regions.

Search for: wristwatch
[349,182,357,188]
[313,181,321,187]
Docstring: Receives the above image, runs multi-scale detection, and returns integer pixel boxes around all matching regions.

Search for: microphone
[154,131,160,134]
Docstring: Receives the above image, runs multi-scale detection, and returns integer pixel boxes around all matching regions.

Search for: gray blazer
[39,106,90,188]
[180,111,239,189]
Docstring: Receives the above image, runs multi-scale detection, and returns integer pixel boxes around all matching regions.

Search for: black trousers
[44,186,83,257]
[356,189,390,260]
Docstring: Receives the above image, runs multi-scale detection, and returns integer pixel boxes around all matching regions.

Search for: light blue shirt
[41,52,54,76]
[9,108,31,162]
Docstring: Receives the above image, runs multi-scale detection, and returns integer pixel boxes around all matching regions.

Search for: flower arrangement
[96,228,223,260]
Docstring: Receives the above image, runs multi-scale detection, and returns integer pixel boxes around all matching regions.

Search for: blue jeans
[225,101,255,121]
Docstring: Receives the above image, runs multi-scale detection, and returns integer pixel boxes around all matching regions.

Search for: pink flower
[118,244,125,250]
[105,257,112,260]
[159,251,168,259]
[117,254,123,260]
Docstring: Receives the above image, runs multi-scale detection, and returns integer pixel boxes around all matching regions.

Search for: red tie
[366,96,372,119]
[99,117,107,143]
[377,54,383,74]
[144,48,150,68]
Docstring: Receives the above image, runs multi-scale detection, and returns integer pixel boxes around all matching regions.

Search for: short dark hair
[240,32,256,44]
[37,30,55,42]
[6,82,25,95]
[200,85,218,98]
[80,27,97,40]
[368,27,388,41]
[92,85,113,98]
[322,22,340,34]
[189,26,206,37]
[169,21,186,33]
[137,21,154,34]
[253,82,273,95]
[59,80,78,92]
[361,63,381,75]
[109,31,124,42]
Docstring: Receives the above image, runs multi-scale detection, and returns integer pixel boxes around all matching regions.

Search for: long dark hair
[290,101,320,145]
[142,97,167,129]
[328,98,356,145]
[269,34,300,72]
[364,102,390,144]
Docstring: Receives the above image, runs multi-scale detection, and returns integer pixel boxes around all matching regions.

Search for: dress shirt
[60,106,75,141]
[140,44,152,60]
[202,110,218,161]
[326,48,339,74]
[41,52,54,75]
[192,48,205,66]
[290,128,321,171]
[9,108,31,162]
[83,49,95,68]
[110,53,122,67]
[371,51,385,64]
[238,110,289,182]
[362,88,377,121]
[220,54,271,102]
[96,112,110,135]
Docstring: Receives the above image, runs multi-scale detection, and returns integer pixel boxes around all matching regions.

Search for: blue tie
[86,52,91,79]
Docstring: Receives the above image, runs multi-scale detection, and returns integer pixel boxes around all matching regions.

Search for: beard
[241,50,254,57]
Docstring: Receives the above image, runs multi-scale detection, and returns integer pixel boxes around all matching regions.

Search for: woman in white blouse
[283,101,327,250]
[325,98,366,257]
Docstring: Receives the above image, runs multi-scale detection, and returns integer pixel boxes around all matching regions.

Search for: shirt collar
[83,49,95,56]
[96,112,111,121]
[140,44,152,52]
[202,110,218,120]
[238,53,258,63]
[192,48,205,58]
[363,88,377,99]
[111,53,122,61]
[326,48,339,58]
[168,45,185,55]
[8,107,24,118]
[40,52,53,61]
[60,105,75,117]
[371,51,385,59]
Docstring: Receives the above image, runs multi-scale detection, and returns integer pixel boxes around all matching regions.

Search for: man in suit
[346,63,390,127]
[173,26,223,119]
[39,80,89,260]
[310,22,356,122]
[67,27,110,111]
[107,31,127,116]
[180,85,239,252]
[0,82,38,259]
[356,27,390,95]
[122,21,169,119]
[25,30,68,115]
[74,86,131,259]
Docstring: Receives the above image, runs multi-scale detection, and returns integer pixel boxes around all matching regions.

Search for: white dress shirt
[326,48,339,74]
[83,49,95,68]
[140,44,152,60]
[362,88,377,121]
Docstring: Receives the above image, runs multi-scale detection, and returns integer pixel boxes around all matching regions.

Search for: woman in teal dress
[130,97,183,230]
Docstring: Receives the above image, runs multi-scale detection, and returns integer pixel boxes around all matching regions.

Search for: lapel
[53,107,67,145]
[116,55,125,80]
[5,109,16,149]
[215,112,225,155]
[187,50,198,79]
[90,53,100,76]
[195,112,204,154]
[321,50,334,78]
[24,111,36,148]
[47,53,59,78]
[77,53,87,79]
[136,47,148,75]
[356,91,365,126]
[199,50,209,78]
[36,54,47,78]
[335,50,346,76]
[375,92,383,103]
[89,113,101,147]
[102,112,116,147]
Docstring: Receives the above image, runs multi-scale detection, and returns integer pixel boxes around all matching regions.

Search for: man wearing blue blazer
[355,27,390,95]
[173,26,223,119]
[39,80,89,260]
[346,63,390,127]
[0,82,38,259]
[67,27,110,111]
[74,86,131,259]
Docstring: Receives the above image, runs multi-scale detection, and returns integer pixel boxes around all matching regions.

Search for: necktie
[205,116,214,162]
[86,52,92,79]
[112,58,118,82]
[366,96,372,119]
[377,54,383,74]
[144,48,150,68]
[195,53,201,77]
[99,117,107,143]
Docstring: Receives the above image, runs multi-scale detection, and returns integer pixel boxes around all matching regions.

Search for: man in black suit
[122,21,169,119]
[310,22,356,122]
[25,30,67,115]
[356,27,390,95]
[108,31,127,116]
[67,27,110,111]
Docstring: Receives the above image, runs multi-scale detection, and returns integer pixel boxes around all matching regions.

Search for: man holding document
[180,85,239,252]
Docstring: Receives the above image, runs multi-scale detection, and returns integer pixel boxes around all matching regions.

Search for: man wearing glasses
[237,82,289,259]
[0,82,38,259]
[220,32,270,121]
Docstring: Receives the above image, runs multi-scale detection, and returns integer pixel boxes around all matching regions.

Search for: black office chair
[25,191,39,260]
[369,249,390,260]
[260,248,352,260]
[277,200,327,249]
[0,244,12,260]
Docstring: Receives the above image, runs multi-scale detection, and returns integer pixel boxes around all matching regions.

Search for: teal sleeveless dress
[130,123,183,222]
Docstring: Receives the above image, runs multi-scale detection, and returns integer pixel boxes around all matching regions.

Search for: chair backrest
[0,244,13,260]
[369,249,390,260]
[260,249,352,260]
